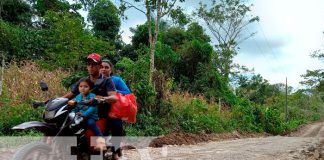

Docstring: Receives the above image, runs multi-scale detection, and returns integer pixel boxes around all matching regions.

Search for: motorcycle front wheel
[11,142,52,160]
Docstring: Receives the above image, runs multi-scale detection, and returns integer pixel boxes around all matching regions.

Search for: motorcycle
[11,80,113,160]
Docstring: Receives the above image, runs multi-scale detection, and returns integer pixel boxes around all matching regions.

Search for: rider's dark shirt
[71,75,116,118]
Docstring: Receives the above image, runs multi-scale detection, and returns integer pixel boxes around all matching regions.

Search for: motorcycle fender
[12,121,55,133]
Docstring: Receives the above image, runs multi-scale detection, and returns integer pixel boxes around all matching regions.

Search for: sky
[91,0,324,89]
[236,0,324,89]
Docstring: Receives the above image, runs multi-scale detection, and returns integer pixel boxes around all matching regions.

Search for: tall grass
[0,61,69,135]
[3,61,69,105]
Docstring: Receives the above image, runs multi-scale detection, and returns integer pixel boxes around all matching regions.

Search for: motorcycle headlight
[44,110,56,120]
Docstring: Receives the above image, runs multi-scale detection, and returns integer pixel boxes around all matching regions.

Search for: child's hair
[79,78,92,87]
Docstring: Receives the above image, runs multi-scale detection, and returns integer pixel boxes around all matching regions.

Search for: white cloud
[235,0,324,88]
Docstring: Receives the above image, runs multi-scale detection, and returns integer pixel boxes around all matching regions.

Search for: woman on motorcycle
[100,59,131,94]
[63,53,122,160]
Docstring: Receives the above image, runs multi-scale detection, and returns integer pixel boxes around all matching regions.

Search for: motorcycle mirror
[40,81,48,91]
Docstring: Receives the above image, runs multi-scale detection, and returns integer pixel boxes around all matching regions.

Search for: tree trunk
[149,0,162,85]
[145,0,154,84]
[149,42,155,84]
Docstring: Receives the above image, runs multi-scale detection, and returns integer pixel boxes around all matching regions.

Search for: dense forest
[0,0,324,136]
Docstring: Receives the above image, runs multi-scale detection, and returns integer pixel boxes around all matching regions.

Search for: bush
[116,53,159,112]
[193,63,238,106]
[133,81,157,112]
[231,100,261,132]
[261,107,284,135]
[124,112,170,136]
[282,119,304,134]
[0,103,43,135]
[170,96,229,134]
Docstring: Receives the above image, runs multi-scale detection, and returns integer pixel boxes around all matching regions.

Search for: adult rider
[63,53,121,160]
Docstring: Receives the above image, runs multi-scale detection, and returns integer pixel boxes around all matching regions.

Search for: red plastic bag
[109,93,137,123]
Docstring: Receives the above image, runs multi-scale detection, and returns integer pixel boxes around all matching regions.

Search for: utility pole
[285,77,288,122]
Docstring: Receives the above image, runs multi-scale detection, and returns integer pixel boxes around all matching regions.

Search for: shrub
[124,112,170,136]
[0,102,43,135]
[261,107,284,135]
[231,100,261,132]
[116,54,158,112]
[169,95,229,134]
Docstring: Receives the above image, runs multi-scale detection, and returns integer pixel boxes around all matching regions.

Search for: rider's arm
[63,79,81,99]
[63,92,75,99]
[105,77,117,103]
[105,94,117,103]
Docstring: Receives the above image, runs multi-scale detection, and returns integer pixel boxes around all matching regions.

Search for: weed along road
[2,122,324,160]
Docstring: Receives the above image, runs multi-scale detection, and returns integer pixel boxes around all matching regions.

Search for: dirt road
[2,122,324,160]
[123,122,324,160]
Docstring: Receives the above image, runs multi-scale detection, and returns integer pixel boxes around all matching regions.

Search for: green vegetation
[0,0,323,137]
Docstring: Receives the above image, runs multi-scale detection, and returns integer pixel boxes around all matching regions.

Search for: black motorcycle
[11,80,111,160]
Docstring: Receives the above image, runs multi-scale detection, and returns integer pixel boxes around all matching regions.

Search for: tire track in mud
[301,122,324,137]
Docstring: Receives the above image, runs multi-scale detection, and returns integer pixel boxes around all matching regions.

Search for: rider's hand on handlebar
[94,96,116,104]
[68,100,76,106]
[95,95,103,98]
[103,95,117,103]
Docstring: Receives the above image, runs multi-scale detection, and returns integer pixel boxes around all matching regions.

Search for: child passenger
[68,78,106,151]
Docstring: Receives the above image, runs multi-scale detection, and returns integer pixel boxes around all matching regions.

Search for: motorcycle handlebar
[72,98,106,106]
[32,101,45,108]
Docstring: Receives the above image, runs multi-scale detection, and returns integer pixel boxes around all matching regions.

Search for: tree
[155,41,179,76]
[193,63,237,106]
[301,50,324,91]
[31,0,71,16]
[130,22,153,49]
[88,0,121,42]
[176,39,213,86]
[0,0,32,26]
[161,26,187,51]
[0,20,45,61]
[186,22,210,43]
[41,11,114,69]
[197,0,259,81]
[120,0,185,85]
[234,74,291,105]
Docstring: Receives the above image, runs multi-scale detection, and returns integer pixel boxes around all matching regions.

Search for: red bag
[109,93,138,123]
